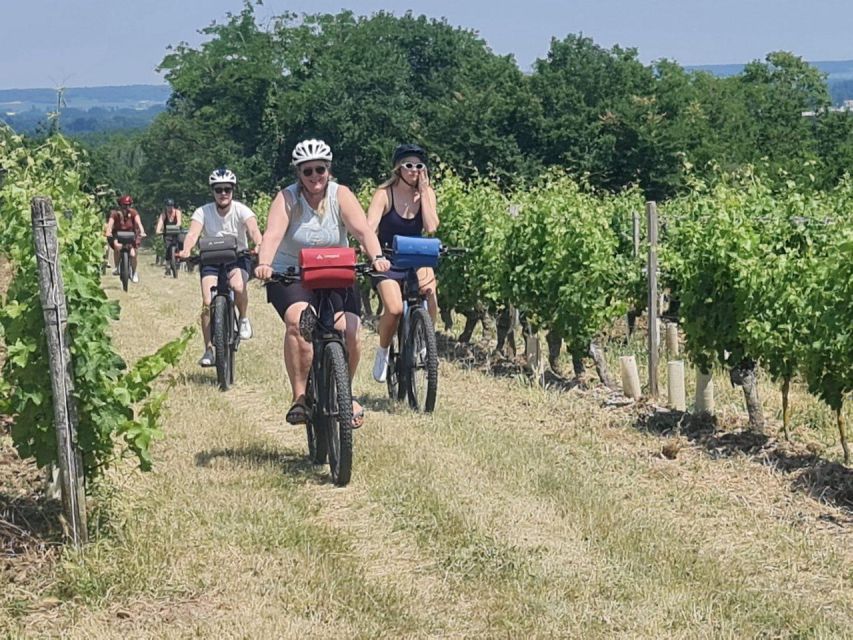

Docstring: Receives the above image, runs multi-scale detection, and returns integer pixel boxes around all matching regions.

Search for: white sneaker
[239,317,253,340]
[198,347,215,367]
[112,268,119,276]
[131,272,139,283]
[373,346,389,382]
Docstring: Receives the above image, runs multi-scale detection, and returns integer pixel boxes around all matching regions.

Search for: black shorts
[266,281,362,320]
[199,255,254,279]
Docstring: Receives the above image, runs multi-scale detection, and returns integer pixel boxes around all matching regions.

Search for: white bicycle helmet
[208,167,237,186]
[291,139,333,166]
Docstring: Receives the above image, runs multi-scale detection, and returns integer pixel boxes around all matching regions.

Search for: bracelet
[257,263,271,267]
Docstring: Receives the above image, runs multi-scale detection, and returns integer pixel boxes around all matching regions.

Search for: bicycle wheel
[213,296,231,391]
[228,306,238,386]
[407,306,439,412]
[386,328,406,402]
[120,251,130,292]
[169,246,178,278]
[320,342,353,486]
[305,371,328,464]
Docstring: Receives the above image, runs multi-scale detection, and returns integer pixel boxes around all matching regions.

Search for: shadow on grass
[1,493,64,560]
[178,371,216,387]
[436,332,587,392]
[633,410,853,516]
[194,446,324,484]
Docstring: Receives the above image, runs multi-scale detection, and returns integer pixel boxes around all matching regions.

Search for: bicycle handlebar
[380,244,467,258]
[180,249,256,265]
[267,262,375,285]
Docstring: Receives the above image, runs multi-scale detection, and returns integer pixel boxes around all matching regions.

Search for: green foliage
[0,129,193,481]
[434,171,511,315]
[505,174,637,347]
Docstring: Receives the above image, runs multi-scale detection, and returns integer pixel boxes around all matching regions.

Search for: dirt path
[2,257,851,638]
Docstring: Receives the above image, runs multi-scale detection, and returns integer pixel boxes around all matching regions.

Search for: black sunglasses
[213,186,233,195]
[400,162,426,171]
[301,165,328,177]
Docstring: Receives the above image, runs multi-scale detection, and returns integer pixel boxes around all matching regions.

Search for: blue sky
[3,0,852,88]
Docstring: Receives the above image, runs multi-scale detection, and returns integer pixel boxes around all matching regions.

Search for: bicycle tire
[213,296,231,391]
[305,371,328,464]
[169,247,178,278]
[320,342,353,486]
[120,251,130,292]
[407,307,439,412]
[386,328,406,402]
[228,306,237,387]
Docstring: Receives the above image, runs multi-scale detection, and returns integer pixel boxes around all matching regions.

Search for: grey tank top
[272,181,348,271]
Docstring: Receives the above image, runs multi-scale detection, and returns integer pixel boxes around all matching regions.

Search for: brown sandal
[285,397,309,425]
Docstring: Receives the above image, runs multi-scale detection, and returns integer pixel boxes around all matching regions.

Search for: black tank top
[377,186,423,248]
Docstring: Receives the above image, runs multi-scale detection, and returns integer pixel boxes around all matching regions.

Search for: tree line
[83,2,853,210]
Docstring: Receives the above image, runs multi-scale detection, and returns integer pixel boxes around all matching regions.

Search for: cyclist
[254,139,390,428]
[104,195,146,282]
[177,168,263,367]
[366,143,439,383]
[155,198,184,274]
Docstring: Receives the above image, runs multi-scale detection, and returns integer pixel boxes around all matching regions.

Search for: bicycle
[384,236,465,412]
[163,225,186,278]
[269,247,372,486]
[184,239,255,391]
[113,230,137,292]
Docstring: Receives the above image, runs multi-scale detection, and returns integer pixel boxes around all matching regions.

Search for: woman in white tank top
[255,139,390,428]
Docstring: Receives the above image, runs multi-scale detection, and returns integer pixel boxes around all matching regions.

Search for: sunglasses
[213,186,233,195]
[400,162,426,171]
[301,165,328,177]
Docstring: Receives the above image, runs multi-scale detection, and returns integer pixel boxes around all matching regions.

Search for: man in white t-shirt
[178,168,263,367]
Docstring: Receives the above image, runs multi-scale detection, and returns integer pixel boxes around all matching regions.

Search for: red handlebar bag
[299,247,357,290]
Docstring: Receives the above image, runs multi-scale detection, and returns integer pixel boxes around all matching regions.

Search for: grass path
[1,257,851,638]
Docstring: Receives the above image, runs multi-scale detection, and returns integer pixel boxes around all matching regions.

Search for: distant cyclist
[104,195,146,282]
[155,198,184,274]
[254,139,390,428]
[366,143,439,383]
[177,168,262,367]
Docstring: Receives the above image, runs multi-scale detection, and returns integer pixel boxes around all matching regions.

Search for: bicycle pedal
[299,307,317,341]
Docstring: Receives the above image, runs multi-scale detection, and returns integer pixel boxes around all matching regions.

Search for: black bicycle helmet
[392,143,428,168]
[164,198,175,207]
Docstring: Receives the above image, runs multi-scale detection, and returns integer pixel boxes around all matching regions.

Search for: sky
[3,0,853,89]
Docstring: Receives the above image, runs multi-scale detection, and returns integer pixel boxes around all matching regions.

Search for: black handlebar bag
[199,236,238,266]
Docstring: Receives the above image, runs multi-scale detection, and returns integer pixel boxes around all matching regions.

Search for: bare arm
[418,169,439,234]
[104,217,114,237]
[178,219,204,257]
[365,187,390,234]
[155,213,164,234]
[338,186,390,271]
[255,191,291,279]
[245,216,263,248]
[176,209,182,226]
[135,213,147,237]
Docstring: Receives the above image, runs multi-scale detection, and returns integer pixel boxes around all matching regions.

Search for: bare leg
[376,280,403,348]
[200,275,217,347]
[283,302,313,400]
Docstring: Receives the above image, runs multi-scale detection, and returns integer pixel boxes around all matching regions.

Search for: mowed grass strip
[2,256,851,638]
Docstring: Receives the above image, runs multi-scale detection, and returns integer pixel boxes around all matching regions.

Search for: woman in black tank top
[366,144,440,384]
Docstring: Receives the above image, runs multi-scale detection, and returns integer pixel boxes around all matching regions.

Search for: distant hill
[686,59,853,104]
[0,84,169,135]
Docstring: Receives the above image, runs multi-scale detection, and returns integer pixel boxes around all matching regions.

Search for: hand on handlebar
[372,257,391,273]
[255,264,273,281]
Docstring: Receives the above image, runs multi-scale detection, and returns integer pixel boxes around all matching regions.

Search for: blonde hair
[377,165,403,190]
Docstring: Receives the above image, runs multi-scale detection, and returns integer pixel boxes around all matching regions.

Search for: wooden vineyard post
[31,197,88,546]
[646,201,660,397]
[632,210,640,258]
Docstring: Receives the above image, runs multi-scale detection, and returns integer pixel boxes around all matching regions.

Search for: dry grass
[0,256,851,638]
